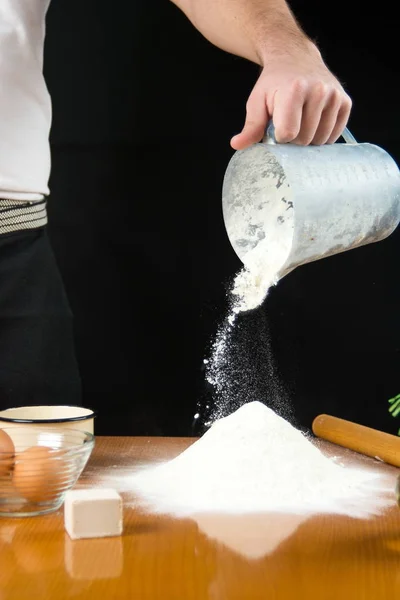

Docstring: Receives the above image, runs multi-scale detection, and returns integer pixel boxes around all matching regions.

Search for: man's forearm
[172,0,351,147]
[171,0,316,66]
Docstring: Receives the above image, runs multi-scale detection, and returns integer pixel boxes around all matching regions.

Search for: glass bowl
[0,405,96,434]
[0,427,94,517]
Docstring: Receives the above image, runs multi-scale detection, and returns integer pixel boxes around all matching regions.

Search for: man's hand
[172,0,352,149]
[231,46,352,150]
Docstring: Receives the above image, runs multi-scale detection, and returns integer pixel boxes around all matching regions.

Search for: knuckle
[304,135,315,146]
[312,135,328,146]
[312,81,329,101]
[277,126,299,142]
[296,134,313,146]
[243,119,257,130]
[330,87,342,105]
[343,94,353,111]
[290,77,308,96]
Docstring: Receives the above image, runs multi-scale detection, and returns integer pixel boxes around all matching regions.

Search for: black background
[43,0,400,436]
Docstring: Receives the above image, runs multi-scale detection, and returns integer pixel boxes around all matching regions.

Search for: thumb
[230,91,269,150]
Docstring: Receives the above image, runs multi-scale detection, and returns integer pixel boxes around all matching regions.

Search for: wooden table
[1,436,400,600]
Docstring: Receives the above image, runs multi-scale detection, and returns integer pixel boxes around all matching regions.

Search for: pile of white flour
[124,402,393,518]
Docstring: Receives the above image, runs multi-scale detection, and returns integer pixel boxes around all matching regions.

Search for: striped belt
[0,198,48,235]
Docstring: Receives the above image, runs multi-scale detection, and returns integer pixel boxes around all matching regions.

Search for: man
[0,0,350,420]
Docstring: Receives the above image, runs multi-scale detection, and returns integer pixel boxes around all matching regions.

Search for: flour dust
[196,232,293,428]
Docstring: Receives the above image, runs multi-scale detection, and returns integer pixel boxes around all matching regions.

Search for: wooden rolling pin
[312,414,400,468]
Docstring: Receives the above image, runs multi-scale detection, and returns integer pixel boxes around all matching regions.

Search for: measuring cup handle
[263,122,357,145]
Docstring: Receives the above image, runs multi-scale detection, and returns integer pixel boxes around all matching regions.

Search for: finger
[272,79,306,143]
[326,94,352,143]
[291,83,330,145]
[311,89,344,145]
[231,90,269,150]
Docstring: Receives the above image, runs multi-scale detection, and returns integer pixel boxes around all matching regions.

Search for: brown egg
[13,446,66,503]
[0,429,15,476]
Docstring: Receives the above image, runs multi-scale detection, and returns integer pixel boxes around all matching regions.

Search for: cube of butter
[64,488,123,540]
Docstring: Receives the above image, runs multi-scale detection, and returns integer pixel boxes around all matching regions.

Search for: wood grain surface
[1,436,400,600]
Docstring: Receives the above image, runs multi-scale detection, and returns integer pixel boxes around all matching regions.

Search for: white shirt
[0,0,51,200]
